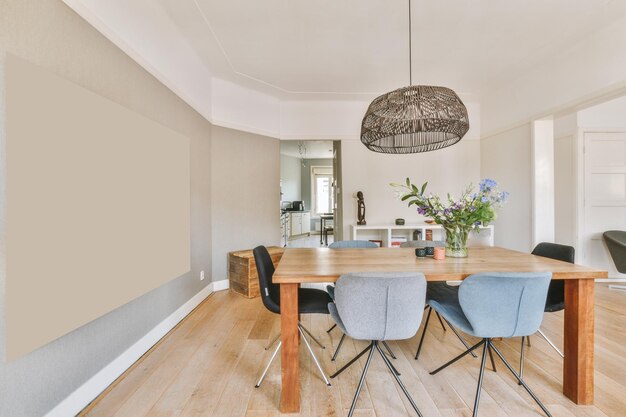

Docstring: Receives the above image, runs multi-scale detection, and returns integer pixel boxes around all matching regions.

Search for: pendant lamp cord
[408,0,412,85]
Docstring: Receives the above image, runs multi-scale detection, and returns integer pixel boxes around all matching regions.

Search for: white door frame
[575,126,626,281]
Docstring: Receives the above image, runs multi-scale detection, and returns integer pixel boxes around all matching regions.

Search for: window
[311,166,334,215]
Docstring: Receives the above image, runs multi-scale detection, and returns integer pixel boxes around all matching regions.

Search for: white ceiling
[280,140,334,159]
[158,0,626,99]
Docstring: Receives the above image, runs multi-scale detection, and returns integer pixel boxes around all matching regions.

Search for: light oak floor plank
[81,284,626,417]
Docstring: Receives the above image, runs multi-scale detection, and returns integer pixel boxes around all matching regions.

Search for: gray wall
[0,1,212,415]
[280,154,301,202]
[481,124,533,252]
[211,126,281,282]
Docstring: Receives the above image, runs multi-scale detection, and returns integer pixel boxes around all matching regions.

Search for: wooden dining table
[272,246,608,413]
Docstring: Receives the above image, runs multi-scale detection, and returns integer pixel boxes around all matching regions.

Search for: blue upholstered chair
[329,272,427,417]
[428,272,553,417]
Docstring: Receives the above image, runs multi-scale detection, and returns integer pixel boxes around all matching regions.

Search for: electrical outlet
[200,270,205,281]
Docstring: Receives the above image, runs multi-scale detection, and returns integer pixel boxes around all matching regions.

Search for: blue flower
[481,196,488,203]
[479,178,497,192]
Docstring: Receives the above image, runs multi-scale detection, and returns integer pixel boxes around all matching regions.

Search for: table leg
[563,279,594,404]
[320,218,324,244]
[280,283,300,412]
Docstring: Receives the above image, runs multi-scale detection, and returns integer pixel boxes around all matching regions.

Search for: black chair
[253,245,333,387]
[414,282,479,362]
[603,231,626,291]
[400,242,475,362]
[518,242,575,379]
[604,230,626,273]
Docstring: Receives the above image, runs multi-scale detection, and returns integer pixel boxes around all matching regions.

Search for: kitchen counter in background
[281,211,311,244]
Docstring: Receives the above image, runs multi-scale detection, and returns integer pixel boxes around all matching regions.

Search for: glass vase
[443,224,470,258]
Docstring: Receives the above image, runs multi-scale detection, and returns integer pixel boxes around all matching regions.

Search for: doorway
[279,140,340,247]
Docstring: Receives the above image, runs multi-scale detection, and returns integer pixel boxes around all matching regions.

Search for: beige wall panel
[6,55,191,360]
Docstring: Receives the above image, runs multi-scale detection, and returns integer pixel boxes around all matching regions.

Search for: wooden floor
[80,284,626,417]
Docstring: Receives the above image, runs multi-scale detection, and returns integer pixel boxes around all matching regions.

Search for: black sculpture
[357,191,366,225]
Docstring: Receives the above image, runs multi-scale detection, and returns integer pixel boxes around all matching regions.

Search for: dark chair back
[603,231,626,273]
[253,246,281,314]
[531,242,575,312]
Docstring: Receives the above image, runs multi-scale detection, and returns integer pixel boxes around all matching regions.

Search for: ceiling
[157,0,626,99]
[280,140,334,159]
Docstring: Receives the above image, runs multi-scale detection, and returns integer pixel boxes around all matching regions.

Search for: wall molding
[212,279,230,292]
[43,281,225,417]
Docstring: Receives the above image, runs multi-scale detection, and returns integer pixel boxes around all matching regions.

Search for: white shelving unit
[351,223,495,248]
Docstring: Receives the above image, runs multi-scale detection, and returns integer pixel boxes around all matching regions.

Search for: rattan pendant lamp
[360,0,470,154]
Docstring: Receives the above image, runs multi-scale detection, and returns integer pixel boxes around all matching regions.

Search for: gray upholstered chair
[329,272,427,417]
[429,272,553,417]
[325,240,396,361]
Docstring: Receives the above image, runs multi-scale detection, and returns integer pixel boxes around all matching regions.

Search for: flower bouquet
[391,178,509,257]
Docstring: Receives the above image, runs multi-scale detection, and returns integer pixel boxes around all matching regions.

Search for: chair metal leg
[415,307,432,360]
[471,339,490,417]
[264,332,280,350]
[382,341,397,359]
[487,343,497,372]
[537,329,564,358]
[327,323,337,333]
[382,351,401,376]
[443,317,478,358]
[255,341,281,387]
[331,342,372,378]
[519,336,525,385]
[298,326,331,386]
[331,333,346,362]
[435,311,447,331]
[299,323,325,349]
[430,339,486,375]
[376,342,423,417]
[489,343,554,417]
[347,342,376,417]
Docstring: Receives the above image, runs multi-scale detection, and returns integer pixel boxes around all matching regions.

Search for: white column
[531,119,555,245]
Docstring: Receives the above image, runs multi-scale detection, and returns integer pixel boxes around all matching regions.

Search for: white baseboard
[212,279,229,292]
[44,282,216,417]
[596,278,626,283]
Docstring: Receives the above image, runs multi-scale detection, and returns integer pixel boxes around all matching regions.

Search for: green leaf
[421,182,428,194]
[401,194,411,201]
[406,177,411,187]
